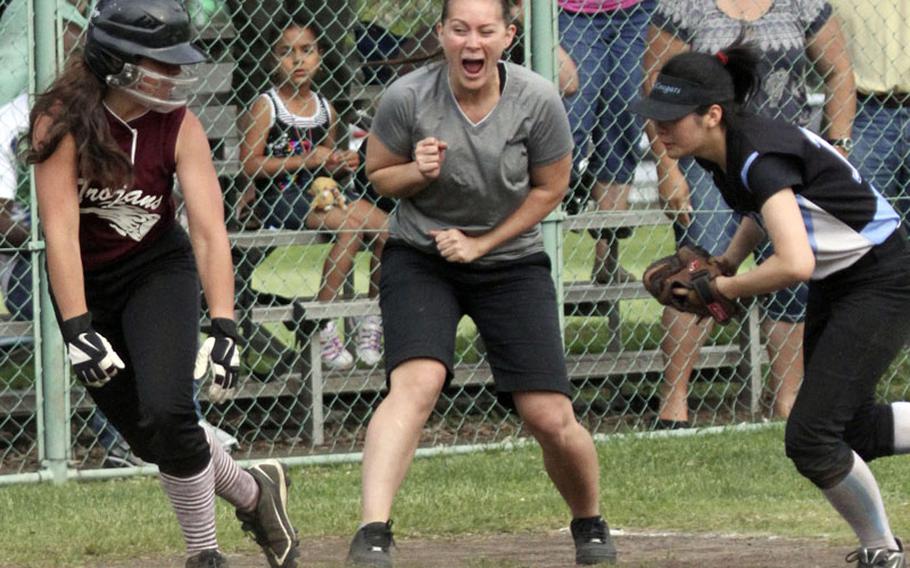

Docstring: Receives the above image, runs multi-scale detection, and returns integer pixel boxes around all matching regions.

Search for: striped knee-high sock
[159,461,218,554]
[203,428,259,512]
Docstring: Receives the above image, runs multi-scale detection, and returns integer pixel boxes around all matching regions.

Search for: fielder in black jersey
[634,42,910,566]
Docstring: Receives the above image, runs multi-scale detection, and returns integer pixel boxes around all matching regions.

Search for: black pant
[379,241,571,408]
[785,231,910,488]
[73,227,209,477]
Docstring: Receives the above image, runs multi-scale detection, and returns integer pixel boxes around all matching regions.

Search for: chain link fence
[0,0,907,482]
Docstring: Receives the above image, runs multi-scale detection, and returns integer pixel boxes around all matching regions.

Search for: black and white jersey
[696,114,901,279]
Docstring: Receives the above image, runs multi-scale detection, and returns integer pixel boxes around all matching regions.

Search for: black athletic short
[379,240,571,404]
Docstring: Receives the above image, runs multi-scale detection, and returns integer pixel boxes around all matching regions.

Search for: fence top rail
[228,209,673,250]
[563,209,672,231]
[0,320,33,338]
[249,297,381,323]
[228,229,330,248]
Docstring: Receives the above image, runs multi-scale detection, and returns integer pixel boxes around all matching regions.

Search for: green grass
[3,426,910,566]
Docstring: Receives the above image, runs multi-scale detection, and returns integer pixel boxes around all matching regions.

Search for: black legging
[785,232,910,489]
[73,227,209,477]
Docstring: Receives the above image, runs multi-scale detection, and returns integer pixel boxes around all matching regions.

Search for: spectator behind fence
[830,1,910,228]
[558,0,656,283]
[643,0,855,427]
[510,0,579,96]
[227,0,355,115]
[0,94,33,321]
[240,14,389,370]
[346,0,618,565]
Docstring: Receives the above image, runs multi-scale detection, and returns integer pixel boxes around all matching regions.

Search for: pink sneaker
[319,321,353,370]
[356,315,383,366]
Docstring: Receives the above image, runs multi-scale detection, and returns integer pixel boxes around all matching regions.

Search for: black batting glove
[60,313,125,388]
[194,318,240,404]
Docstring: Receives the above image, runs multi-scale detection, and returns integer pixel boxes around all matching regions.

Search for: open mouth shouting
[461,56,486,78]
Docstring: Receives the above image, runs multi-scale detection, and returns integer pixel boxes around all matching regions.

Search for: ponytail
[715,39,761,106]
[659,37,762,123]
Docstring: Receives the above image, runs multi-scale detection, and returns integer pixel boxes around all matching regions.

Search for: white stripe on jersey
[796,195,895,279]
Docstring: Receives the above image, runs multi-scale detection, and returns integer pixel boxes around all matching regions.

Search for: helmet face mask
[84,0,207,109]
[107,61,199,113]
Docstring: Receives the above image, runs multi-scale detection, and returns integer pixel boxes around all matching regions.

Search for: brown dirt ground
[87,529,850,568]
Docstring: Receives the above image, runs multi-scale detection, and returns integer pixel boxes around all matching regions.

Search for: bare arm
[716,190,815,300]
[365,134,442,199]
[33,122,87,320]
[239,96,337,178]
[806,16,856,143]
[557,45,580,97]
[176,110,235,320]
[473,154,571,254]
[717,215,764,269]
[511,0,577,96]
[642,26,691,224]
[431,154,571,263]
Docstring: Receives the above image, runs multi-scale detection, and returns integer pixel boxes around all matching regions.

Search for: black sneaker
[846,538,906,567]
[346,520,394,567]
[571,516,617,565]
[236,460,300,568]
[185,550,230,568]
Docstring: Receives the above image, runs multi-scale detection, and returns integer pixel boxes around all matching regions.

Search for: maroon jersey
[78,106,186,270]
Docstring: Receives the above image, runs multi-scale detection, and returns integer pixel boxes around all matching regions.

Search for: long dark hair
[662,39,762,124]
[25,56,132,190]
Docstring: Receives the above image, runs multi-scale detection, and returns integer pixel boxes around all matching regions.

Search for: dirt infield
[94,529,850,567]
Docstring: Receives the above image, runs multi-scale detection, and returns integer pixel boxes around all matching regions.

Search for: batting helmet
[83,0,207,81]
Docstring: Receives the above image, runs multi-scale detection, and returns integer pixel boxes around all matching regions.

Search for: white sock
[204,428,259,512]
[822,451,897,550]
[891,401,910,454]
[159,461,218,554]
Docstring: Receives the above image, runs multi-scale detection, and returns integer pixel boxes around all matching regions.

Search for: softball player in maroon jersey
[633,42,910,567]
[26,1,298,566]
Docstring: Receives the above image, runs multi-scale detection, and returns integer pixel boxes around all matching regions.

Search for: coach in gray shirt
[344,1,617,566]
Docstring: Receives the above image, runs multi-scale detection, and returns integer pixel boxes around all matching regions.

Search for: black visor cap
[631,74,735,121]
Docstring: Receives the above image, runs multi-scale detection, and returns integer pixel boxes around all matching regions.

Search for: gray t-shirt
[371,60,573,264]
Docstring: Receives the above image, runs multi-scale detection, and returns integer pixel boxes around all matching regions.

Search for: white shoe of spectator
[356,315,383,366]
[199,418,240,454]
[320,320,354,370]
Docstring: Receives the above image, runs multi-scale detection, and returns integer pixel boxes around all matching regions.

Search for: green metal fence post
[31,0,70,485]
[529,0,566,331]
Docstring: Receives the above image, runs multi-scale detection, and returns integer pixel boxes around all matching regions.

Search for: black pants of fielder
[785,232,910,489]
[72,227,209,477]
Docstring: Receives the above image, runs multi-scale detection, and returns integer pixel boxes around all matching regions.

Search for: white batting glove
[194,318,240,404]
[61,313,125,388]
